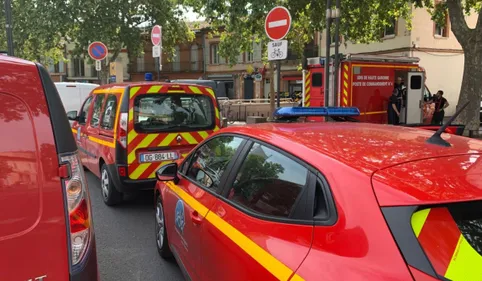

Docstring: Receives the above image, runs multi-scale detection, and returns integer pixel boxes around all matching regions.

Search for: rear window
[133,94,215,133]
[411,203,482,280]
[383,201,482,281]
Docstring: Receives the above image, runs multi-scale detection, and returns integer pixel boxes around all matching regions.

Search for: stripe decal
[166,182,305,281]
[304,71,311,107]
[341,64,350,106]
[411,208,482,280]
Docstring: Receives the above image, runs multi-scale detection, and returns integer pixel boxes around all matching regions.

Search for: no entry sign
[151,25,162,46]
[88,41,108,61]
[265,6,291,41]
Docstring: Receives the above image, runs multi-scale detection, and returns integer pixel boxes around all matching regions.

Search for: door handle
[191,211,203,225]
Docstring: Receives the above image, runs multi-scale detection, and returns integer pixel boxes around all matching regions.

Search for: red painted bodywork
[155,121,482,280]
[0,57,70,279]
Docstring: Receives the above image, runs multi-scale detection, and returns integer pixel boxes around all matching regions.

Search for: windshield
[411,201,482,280]
[133,94,214,133]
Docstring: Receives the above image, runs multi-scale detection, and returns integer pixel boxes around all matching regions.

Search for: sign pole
[157,57,160,81]
[277,60,281,108]
[4,0,14,56]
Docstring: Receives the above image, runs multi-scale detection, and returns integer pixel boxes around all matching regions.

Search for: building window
[173,46,181,71]
[191,44,199,71]
[246,51,253,62]
[237,53,244,63]
[384,19,397,37]
[73,57,85,77]
[211,44,220,64]
[434,14,449,38]
[137,54,145,72]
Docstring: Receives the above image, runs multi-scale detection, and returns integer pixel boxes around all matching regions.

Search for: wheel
[271,52,276,59]
[100,164,123,206]
[155,194,172,259]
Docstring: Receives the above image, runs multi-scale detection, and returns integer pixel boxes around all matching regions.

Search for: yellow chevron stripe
[343,89,348,97]
[215,108,220,120]
[343,81,348,88]
[189,86,203,94]
[127,129,138,145]
[344,64,349,71]
[148,160,172,179]
[411,208,431,237]
[157,133,177,147]
[344,72,348,80]
[130,86,141,98]
[127,134,158,164]
[198,131,209,139]
[180,133,198,145]
[147,85,163,93]
[444,235,482,280]
[206,88,216,99]
[128,108,134,122]
[343,98,348,105]
[130,163,151,179]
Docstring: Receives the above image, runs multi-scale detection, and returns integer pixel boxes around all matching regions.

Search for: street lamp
[325,0,341,107]
[4,0,14,56]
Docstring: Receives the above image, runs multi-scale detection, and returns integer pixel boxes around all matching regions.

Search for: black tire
[155,194,173,259]
[100,164,123,206]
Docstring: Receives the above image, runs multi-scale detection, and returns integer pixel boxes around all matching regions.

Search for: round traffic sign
[88,42,108,61]
[265,6,292,41]
[151,25,162,46]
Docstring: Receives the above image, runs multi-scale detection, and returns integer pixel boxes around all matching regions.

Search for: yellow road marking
[166,182,305,281]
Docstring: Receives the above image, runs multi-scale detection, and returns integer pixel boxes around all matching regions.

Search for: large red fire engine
[302,54,433,124]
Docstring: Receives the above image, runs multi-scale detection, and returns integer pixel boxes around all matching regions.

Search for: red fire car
[153,107,482,281]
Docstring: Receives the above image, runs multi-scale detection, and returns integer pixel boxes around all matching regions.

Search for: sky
[183,7,205,22]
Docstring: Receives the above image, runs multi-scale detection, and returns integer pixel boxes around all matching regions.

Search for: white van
[55,82,99,113]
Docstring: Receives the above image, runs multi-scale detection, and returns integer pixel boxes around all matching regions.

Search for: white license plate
[139,152,178,163]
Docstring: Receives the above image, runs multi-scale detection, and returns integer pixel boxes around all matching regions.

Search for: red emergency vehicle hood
[372,154,482,206]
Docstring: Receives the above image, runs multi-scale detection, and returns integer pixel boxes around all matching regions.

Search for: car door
[72,96,93,163]
[163,135,247,280]
[200,139,315,281]
[84,93,106,172]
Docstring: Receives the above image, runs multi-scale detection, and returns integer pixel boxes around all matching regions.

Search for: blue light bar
[274,107,360,117]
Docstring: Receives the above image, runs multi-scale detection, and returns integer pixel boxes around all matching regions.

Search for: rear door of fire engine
[406,72,425,124]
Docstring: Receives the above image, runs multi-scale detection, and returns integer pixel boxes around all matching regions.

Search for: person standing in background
[387,89,400,125]
[431,90,449,125]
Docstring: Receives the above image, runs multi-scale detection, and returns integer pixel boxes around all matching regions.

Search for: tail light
[60,152,92,266]
[118,112,128,148]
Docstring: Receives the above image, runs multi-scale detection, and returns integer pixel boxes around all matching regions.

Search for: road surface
[86,171,185,281]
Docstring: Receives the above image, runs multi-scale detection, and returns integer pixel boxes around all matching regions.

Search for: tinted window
[101,94,117,130]
[90,94,105,127]
[312,73,323,87]
[410,75,422,90]
[186,136,243,192]
[134,94,214,133]
[228,143,308,218]
[79,96,93,124]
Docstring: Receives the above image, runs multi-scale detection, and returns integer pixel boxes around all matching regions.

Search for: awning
[282,75,302,81]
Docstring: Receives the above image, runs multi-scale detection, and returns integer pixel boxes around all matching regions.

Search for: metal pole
[276,60,281,108]
[325,0,332,107]
[4,0,14,56]
[302,69,306,107]
[333,0,341,106]
[157,57,160,81]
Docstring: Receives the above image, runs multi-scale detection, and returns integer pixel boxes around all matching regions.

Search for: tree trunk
[455,46,482,134]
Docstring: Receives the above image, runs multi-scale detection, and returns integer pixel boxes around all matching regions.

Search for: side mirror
[156,163,179,183]
[67,110,78,121]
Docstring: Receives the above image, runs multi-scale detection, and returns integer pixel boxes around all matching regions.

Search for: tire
[155,194,173,259]
[100,164,123,206]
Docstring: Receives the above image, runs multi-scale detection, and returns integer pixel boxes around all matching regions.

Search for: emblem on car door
[176,135,182,143]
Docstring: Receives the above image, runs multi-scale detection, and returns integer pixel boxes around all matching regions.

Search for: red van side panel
[0,60,70,280]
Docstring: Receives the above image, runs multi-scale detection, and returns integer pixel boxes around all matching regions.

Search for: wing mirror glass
[67,110,78,121]
[156,163,179,183]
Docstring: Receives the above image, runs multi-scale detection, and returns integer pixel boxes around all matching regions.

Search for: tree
[67,0,195,83]
[0,0,70,65]
[183,0,482,132]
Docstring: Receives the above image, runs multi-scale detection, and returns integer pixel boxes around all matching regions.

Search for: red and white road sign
[265,6,291,41]
[151,25,162,46]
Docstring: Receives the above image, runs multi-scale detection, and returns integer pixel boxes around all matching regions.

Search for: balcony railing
[130,61,204,73]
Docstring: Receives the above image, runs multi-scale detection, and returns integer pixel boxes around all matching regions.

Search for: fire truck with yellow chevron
[301,54,435,125]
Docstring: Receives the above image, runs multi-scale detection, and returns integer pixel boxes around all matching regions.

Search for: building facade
[319,6,477,116]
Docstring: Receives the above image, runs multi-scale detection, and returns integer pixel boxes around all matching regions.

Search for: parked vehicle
[55,82,99,113]
[67,82,221,206]
[0,56,98,280]
[154,106,482,281]
[302,54,464,134]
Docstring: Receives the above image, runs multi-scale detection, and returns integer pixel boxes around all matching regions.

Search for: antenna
[426,100,470,147]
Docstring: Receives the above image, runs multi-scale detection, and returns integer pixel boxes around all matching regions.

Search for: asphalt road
[85,171,185,281]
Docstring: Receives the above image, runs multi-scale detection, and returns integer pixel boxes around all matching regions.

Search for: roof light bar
[274,107,360,117]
